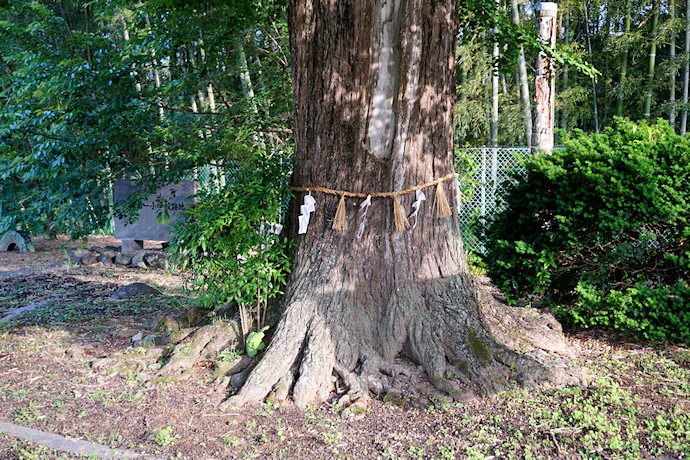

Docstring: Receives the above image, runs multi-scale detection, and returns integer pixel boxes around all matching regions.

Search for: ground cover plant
[0,236,688,459]
[483,118,690,343]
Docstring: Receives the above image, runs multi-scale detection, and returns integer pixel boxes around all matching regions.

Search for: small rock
[229,370,249,389]
[67,248,91,264]
[80,252,98,265]
[97,249,117,264]
[144,252,169,270]
[131,332,143,342]
[64,345,89,359]
[142,334,155,346]
[110,283,162,299]
[115,252,133,265]
[97,254,114,265]
[154,335,171,346]
[131,250,147,268]
[113,327,141,339]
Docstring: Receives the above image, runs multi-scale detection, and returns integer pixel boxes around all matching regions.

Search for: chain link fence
[185,162,244,192]
[456,147,531,253]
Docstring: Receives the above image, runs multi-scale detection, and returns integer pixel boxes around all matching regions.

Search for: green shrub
[168,153,292,338]
[559,280,690,342]
[483,118,689,342]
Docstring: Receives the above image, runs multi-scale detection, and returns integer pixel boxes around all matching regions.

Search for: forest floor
[0,235,688,459]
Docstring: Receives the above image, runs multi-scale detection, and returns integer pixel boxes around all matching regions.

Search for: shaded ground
[0,235,688,459]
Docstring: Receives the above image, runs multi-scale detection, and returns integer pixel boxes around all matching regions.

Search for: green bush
[561,281,690,342]
[168,154,292,337]
[483,118,689,342]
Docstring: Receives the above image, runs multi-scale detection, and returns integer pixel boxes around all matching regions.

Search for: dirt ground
[0,235,688,459]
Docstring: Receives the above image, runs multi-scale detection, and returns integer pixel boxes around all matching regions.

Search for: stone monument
[114,180,198,253]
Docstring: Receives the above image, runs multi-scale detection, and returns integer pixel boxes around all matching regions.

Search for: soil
[0,235,688,459]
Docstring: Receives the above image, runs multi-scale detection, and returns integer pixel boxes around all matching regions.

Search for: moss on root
[382,391,405,408]
[468,330,491,364]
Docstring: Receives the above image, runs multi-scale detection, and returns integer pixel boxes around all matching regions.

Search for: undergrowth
[482,119,690,342]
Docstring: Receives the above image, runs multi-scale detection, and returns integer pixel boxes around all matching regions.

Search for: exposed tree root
[149,319,244,384]
[476,275,574,357]
[219,271,586,412]
[147,299,284,385]
[141,257,583,411]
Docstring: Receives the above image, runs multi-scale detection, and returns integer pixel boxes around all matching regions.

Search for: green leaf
[246,326,270,357]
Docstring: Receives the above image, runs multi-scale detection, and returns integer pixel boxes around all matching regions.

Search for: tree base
[218,273,586,414]
[137,278,585,415]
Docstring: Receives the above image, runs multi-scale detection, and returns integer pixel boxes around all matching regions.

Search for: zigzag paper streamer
[298,192,316,234]
[356,195,372,240]
[409,189,426,229]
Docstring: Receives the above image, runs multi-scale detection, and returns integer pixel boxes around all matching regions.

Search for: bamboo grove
[457,0,690,145]
[1,0,688,236]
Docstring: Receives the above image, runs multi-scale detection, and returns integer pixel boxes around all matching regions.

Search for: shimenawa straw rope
[290,172,458,198]
[290,172,458,232]
[332,194,347,231]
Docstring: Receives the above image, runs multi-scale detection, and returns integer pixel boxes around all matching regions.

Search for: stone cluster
[67,246,170,270]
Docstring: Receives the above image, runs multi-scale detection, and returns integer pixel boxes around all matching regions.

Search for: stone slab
[114,180,198,242]
[0,420,161,459]
[0,299,52,323]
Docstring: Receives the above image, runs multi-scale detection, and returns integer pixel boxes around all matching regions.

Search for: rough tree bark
[223,0,581,411]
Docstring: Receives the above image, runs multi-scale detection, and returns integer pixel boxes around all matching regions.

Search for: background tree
[0,1,152,236]
[0,0,293,235]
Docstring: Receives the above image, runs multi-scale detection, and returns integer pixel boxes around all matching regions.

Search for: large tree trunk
[224,0,580,411]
